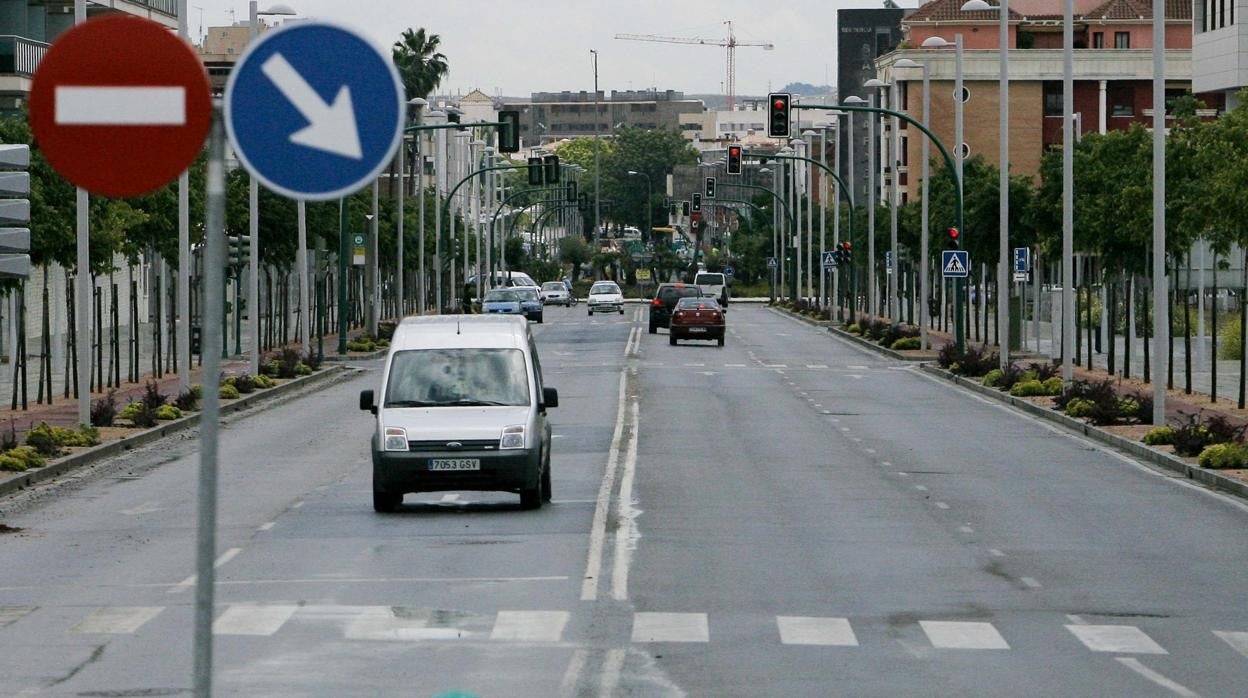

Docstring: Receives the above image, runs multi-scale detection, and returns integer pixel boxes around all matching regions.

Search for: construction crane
[614,21,774,111]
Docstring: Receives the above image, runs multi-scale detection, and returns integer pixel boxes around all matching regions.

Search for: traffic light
[498,110,520,153]
[681,200,690,216]
[692,192,701,212]
[567,180,577,202]
[578,191,589,212]
[726,145,742,175]
[227,234,251,268]
[0,145,31,280]
[447,110,464,131]
[839,241,852,265]
[705,177,716,199]
[543,154,560,184]
[946,227,960,250]
[767,92,791,138]
[527,157,543,185]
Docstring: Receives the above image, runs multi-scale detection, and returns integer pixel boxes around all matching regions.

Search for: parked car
[481,288,523,315]
[540,281,571,306]
[360,315,558,512]
[514,287,544,323]
[648,282,703,334]
[669,296,725,347]
[694,271,729,309]
[587,281,625,315]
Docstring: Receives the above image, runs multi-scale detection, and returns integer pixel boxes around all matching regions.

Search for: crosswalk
[0,603,1245,660]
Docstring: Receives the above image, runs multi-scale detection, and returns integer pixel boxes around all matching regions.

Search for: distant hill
[781,82,834,96]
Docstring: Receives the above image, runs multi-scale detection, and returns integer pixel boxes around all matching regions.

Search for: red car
[669,297,726,347]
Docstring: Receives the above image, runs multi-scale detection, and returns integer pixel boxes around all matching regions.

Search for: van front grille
[407,439,498,452]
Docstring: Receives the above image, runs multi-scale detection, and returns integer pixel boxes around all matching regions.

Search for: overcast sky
[192,1,918,97]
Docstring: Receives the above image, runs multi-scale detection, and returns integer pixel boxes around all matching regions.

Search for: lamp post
[627,170,652,243]
[1151,0,1166,422]
[802,129,818,303]
[864,77,889,318]
[399,97,426,318]
[1063,0,1074,381]
[844,96,863,318]
[590,49,602,263]
[893,58,930,349]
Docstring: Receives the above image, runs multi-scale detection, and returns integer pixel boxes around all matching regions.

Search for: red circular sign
[29,15,211,198]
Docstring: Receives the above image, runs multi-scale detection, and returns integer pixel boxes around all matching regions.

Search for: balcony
[0,36,49,78]
[878,48,1192,83]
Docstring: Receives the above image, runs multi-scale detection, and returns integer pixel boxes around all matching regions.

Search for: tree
[558,235,590,281]
[392,28,449,100]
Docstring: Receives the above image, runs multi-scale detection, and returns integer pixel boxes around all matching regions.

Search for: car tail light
[651,298,663,308]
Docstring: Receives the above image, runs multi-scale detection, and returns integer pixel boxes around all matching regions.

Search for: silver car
[587,281,625,315]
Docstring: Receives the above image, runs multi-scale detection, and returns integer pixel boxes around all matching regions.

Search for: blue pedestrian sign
[941,250,969,278]
[1013,247,1030,274]
[224,21,404,201]
[724,265,735,278]
[766,257,778,269]
[885,250,894,274]
[822,251,837,268]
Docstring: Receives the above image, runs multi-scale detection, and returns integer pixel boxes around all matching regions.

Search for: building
[455,89,498,124]
[837,4,910,207]
[1193,0,1248,107]
[874,0,1201,203]
[500,89,705,146]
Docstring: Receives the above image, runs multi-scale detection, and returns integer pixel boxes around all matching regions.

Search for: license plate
[429,458,480,471]
[688,327,707,333]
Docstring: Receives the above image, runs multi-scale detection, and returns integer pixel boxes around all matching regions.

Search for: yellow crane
[614,20,774,111]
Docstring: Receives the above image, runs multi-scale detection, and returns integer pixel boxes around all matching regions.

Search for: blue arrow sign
[224,21,403,201]
[724,265,735,277]
[941,250,969,278]
[1013,247,1030,274]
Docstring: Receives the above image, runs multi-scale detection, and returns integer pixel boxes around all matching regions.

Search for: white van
[694,271,729,308]
[359,315,558,512]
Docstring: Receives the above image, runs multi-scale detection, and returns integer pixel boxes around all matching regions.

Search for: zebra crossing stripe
[1214,630,1248,659]
[213,604,298,636]
[0,606,34,627]
[632,612,709,643]
[1065,624,1167,654]
[73,606,163,634]
[920,621,1010,649]
[490,610,569,642]
[776,616,858,646]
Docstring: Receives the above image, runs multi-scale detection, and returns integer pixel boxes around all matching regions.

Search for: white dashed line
[935,502,950,509]
[256,522,275,531]
[915,485,928,492]
[990,549,1007,558]
[1020,577,1041,588]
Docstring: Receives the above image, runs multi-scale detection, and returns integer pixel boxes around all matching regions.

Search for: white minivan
[359,315,558,512]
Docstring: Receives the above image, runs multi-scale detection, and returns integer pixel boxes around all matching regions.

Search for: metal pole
[805,136,814,300]
[1062,1,1074,381]
[591,50,601,261]
[434,128,445,313]
[247,1,260,375]
[397,135,405,318]
[369,179,379,336]
[417,131,426,314]
[193,103,227,698]
[73,0,88,426]
[337,198,348,354]
[1151,0,1167,423]
[177,0,190,393]
[820,127,828,308]
[848,111,855,317]
[955,33,966,353]
[868,90,877,317]
[831,122,839,313]
[998,0,1011,368]
[297,201,309,356]
[889,81,900,323]
[921,63,931,350]
[793,141,802,301]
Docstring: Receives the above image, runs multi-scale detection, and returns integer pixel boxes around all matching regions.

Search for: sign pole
[72,0,89,426]
[297,200,309,356]
[338,198,349,354]
[177,0,191,392]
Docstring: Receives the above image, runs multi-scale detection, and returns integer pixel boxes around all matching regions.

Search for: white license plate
[687,327,707,333]
[429,458,480,471]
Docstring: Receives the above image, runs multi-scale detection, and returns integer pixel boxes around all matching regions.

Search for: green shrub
[251,374,276,389]
[119,401,143,421]
[0,446,45,471]
[1065,398,1095,418]
[295,362,313,376]
[153,404,183,420]
[1170,411,1246,456]
[219,384,240,400]
[233,375,256,394]
[91,389,118,427]
[1143,426,1176,445]
[260,359,282,377]
[140,380,167,410]
[24,422,99,456]
[847,324,862,335]
[1220,314,1243,360]
[982,369,1004,388]
[1010,380,1048,397]
[1198,442,1248,469]
[221,376,236,387]
[346,340,377,352]
[1042,377,1064,395]
[1117,397,1141,419]
[891,337,921,351]
[0,453,26,471]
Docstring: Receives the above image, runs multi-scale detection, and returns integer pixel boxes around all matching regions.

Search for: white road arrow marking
[260,53,363,160]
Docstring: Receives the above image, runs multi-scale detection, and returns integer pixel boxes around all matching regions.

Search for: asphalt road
[1,304,1247,697]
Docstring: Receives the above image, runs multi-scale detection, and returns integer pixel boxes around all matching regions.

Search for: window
[1043,81,1063,116]
[1109,83,1134,117]
[384,349,530,408]
[1092,32,1104,48]
[1114,32,1129,48]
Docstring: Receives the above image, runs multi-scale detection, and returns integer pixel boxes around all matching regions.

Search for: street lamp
[863,78,889,318]
[404,97,427,314]
[802,129,818,302]
[893,57,931,348]
[626,170,652,244]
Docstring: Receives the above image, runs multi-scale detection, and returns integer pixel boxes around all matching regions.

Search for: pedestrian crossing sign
[767,257,778,269]
[941,250,969,278]
[822,251,837,268]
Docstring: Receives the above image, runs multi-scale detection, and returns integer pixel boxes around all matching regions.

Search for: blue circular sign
[225,21,403,201]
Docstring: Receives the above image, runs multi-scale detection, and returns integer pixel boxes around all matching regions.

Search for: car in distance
[540,281,571,306]
[481,288,523,315]
[587,281,625,315]
[668,296,725,347]
[514,287,544,323]
[359,315,559,512]
[648,282,702,334]
[694,271,729,309]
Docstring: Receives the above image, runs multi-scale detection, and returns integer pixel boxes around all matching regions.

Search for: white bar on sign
[55,86,186,126]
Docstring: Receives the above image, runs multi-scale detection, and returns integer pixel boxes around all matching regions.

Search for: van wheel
[373,489,400,513]
[669,335,677,346]
[520,486,542,510]
[619,308,624,315]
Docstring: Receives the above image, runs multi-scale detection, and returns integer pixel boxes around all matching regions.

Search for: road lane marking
[0,606,34,627]
[920,621,1010,649]
[170,547,242,593]
[490,611,569,642]
[559,648,590,698]
[632,612,709,642]
[1115,658,1200,697]
[213,604,298,636]
[725,363,746,368]
[864,448,876,454]
[73,606,163,634]
[212,575,568,586]
[1020,577,1041,588]
[611,401,641,602]
[776,616,858,646]
[582,370,628,601]
[915,485,928,492]
[120,501,164,516]
[598,648,627,698]
[1066,624,1167,654]
[959,525,974,533]
[291,500,304,509]
[806,364,828,369]
[256,521,275,531]
[1215,631,1248,659]
[990,549,1007,558]
[343,606,483,641]
[935,502,950,509]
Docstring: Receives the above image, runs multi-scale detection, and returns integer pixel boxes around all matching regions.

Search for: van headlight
[383,427,409,451]
[500,425,525,450]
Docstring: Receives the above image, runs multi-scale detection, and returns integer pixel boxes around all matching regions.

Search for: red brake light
[652,298,663,307]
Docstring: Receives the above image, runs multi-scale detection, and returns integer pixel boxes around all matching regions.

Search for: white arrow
[260,53,363,160]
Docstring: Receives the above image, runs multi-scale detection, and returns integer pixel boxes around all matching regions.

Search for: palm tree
[392,28,449,100]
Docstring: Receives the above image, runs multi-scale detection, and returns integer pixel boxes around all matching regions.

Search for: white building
[1193,0,1248,107]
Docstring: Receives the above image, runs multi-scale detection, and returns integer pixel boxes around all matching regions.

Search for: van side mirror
[542,387,559,409]
[359,389,376,414]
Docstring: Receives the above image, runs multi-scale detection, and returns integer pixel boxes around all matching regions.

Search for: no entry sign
[29,15,212,198]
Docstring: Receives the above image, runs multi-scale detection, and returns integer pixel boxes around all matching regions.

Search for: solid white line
[215,547,242,567]
[881,461,892,466]
[490,610,569,642]
[213,604,297,636]
[1020,576,1041,588]
[73,606,163,634]
[55,86,186,125]
[169,547,241,594]
[598,648,627,698]
[559,648,590,698]
[777,616,859,646]
[611,401,641,601]
[864,448,876,454]
[1066,624,1167,654]
[217,575,568,586]
[1066,614,1087,625]
[582,370,628,601]
[1115,658,1200,697]
[632,612,709,642]
[959,526,974,534]
[920,620,1010,649]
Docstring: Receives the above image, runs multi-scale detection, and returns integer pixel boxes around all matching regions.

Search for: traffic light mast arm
[745,150,855,260]
[404,120,504,133]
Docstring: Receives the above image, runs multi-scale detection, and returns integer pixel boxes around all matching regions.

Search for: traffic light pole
[337,198,349,354]
[794,102,965,352]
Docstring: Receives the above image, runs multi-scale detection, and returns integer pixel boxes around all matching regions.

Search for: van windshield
[384,349,530,408]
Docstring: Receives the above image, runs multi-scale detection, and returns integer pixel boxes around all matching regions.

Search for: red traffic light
[948,227,959,239]
[842,241,852,250]
[773,99,786,110]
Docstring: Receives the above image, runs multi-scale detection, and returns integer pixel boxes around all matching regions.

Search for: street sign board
[724,265,735,278]
[1013,246,1030,274]
[1013,271,1029,283]
[225,21,404,201]
[352,233,366,265]
[822,251,837,268]
[941,250,969,278]
[29,15,212,198]
[885,250,893,274]
[636,269,651,282]
[767,257,778,269]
